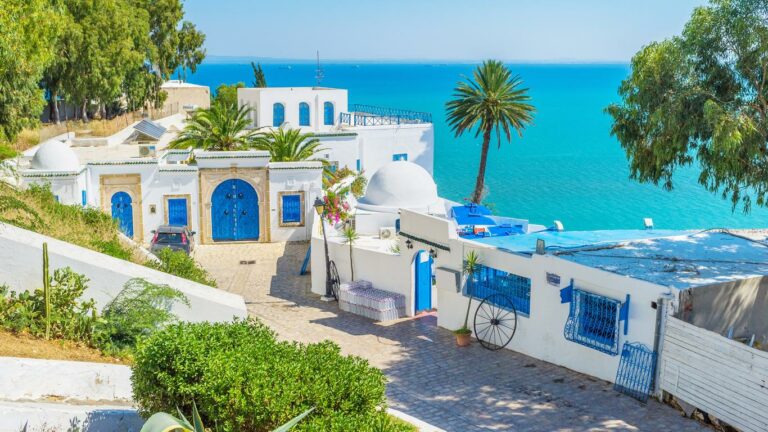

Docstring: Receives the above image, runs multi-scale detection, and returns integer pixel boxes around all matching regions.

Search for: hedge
[131,319,412,431]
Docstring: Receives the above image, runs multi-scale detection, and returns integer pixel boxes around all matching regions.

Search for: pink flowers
[322,189,351,223]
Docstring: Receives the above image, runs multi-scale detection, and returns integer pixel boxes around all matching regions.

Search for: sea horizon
[178,62,768,231]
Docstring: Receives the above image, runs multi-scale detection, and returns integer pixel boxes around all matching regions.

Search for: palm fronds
[170,104,259,151]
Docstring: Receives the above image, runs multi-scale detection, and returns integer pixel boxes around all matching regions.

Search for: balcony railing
[340,104,432,126]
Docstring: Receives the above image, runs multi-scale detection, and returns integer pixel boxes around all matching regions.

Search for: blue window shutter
[273,103,285,127]
[393,153,407,161]
[81,190,87,206]
[282,195,302,223]
[356,159,361,171]
[167,198,188,226]
[299,102,310,126]
[323,102,334,125]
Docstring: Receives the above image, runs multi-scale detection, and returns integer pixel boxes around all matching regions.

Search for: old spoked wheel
[473,293,518,351]
[328,260,341,300]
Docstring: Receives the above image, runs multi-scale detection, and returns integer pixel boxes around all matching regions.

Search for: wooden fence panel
[659,317,768,432]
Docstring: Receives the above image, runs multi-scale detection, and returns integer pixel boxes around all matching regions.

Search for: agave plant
[140,402,314,432]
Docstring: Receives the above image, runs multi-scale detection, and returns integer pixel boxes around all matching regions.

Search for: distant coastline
[203,55,631,66]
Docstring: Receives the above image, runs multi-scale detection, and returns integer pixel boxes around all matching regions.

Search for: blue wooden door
[167,198,188,227]
[211,179,259,241]
[110,192,133,238]
[414,250,433,312]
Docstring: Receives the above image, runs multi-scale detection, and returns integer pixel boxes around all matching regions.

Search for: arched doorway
[110,191,133,238]
[414,250,433,312]
[211,179,259,241]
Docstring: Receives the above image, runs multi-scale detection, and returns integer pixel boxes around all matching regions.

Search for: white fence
[659,316,768,432]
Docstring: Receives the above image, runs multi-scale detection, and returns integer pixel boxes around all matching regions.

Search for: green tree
[251,61,267,87]
[446,60,535,203]
[169,103,258,151]
[213,82,245,108]
[607,0,768,212]
[341,227,359,281]
[252,128,325,162]
[177,21,206,82]
[134,0,184,79]
[0,0,59,143]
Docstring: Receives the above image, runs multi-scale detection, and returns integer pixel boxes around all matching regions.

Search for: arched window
[299,102,310,126]
[323,102,334,126]
[273,103,285,127]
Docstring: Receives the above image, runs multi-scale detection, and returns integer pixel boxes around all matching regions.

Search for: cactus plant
[42,242,51,339]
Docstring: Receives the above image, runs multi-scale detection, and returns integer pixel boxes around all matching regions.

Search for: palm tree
[252,127,325,162]
[341,227,359,281]
[170,103,259,151]
[446,60,535,203]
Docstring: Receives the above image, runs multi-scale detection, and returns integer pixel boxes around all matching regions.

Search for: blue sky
[184,0,706,62]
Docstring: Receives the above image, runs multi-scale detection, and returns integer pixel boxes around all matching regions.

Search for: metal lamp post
[313,197,335,301]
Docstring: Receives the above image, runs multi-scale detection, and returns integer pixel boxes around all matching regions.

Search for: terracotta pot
[455,332,471,347]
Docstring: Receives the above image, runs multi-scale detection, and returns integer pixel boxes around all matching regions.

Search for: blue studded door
[111,191,134,238]
[211,179,259,242]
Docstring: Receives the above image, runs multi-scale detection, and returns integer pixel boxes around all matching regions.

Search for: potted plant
[454,250,481,347]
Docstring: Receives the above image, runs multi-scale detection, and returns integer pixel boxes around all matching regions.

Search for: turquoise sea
[182,62,768,230]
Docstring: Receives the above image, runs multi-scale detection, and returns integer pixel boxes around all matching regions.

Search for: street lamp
[313,197,335,301]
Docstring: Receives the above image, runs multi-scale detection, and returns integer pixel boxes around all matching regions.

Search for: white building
[312,160,768,392]
[237,87,434,177]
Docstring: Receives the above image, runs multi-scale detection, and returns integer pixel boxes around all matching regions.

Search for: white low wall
[0,357,132,402]
[0,223,247,322]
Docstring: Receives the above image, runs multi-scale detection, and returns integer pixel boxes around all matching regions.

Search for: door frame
[99,174,143,243]
[163,194,192,228]
[413,250,433,313]
[198,168,269,244]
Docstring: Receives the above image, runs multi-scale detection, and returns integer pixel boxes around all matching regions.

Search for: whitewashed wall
[238,87,348,132]
[0,224,247,322]
[659,317,768,432]
[356,124,434,176]
[268,162,323,242]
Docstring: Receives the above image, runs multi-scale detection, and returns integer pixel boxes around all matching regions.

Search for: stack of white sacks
[338,280,406,321]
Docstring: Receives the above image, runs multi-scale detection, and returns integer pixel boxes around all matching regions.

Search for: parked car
[150,225,195,255]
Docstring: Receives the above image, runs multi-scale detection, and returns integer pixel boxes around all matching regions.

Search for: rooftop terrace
[341,104,432,126]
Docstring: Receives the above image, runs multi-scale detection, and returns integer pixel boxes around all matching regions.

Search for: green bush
[145,248,216,287]
[131,319,407,432]
[0,268,99,341]
[95,278,188,356]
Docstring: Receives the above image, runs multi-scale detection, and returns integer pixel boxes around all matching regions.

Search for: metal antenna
[315,50,324,87]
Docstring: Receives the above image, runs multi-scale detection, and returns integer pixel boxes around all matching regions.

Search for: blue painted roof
[469,229,692,253]
[451,204,494,225]
[133,119,167,140]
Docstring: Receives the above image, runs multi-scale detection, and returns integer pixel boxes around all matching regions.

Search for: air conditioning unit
[379,227,396,240]
[139,145,156,157]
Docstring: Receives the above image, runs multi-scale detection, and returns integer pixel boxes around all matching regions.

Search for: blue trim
[356,159,361,171]
[273,103,285,127]
[81,190,87,207]
[393,153,408,161]
[465,264,531,316]
[323,102,334,125]
[299,102,310,126]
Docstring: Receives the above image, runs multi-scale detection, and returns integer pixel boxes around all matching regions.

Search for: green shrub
[0,268,98,341]
[95,278,188,356]
[131,319,403,432]
[145,248,216,287]
[92,238,133,261]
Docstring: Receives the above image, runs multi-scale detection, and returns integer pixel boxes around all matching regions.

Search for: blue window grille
[81,190,87,206]
[299,102,310,126]
[563,288,623,355]
[273,103,285,127]
[393,153,408,161]
[464,264,531,316]
[323,102,334,125]
[281,194,302,224]
[614,342,657,402]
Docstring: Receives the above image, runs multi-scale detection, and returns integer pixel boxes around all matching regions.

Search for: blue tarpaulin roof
[451,204,495,225]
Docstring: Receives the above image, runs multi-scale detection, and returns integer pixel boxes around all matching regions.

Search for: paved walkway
[195,242,706,432]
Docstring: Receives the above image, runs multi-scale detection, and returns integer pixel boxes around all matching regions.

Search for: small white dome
[357,161,439,213]
[31,140,80,171]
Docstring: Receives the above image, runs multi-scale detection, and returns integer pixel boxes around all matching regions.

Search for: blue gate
[414,250,433,312]
[110,191,133,238]
[211,179,259,241]
[167,198,188,226]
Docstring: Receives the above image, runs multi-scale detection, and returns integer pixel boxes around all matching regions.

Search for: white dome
[31,140,79,171]
[357,161,439,213]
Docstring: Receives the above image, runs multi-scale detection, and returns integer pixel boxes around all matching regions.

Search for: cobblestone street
[194,242,705,432]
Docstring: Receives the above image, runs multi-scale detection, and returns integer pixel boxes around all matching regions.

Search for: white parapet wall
[0,223,247,322]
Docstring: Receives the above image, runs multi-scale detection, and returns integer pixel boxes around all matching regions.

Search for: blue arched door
[211,179,259,241]
[111,192,133,238]
[414,250,433,312]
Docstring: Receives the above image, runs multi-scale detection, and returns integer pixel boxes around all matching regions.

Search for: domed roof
[31,140,80,171]
[357,161,439,213]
